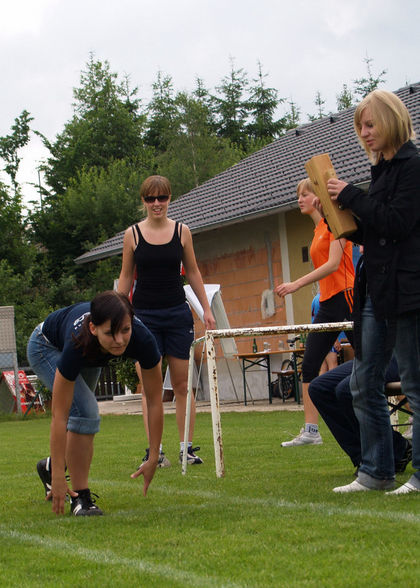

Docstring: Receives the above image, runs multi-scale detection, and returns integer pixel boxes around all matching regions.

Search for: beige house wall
[192,211,315,358]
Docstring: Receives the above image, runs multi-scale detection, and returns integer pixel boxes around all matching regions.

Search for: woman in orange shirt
[275,178,354,447]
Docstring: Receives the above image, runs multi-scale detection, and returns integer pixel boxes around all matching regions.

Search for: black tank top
[131,221,186,310]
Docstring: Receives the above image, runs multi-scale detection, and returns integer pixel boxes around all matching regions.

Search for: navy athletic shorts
[134,302,194,360]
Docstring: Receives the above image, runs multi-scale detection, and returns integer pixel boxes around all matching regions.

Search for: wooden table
[235,347,307,405]
[235,350,282,405]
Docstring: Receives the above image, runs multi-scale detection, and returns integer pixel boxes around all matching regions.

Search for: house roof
[75,83,420,265]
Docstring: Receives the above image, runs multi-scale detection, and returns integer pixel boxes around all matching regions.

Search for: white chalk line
[88,479,420,525]
[0,524,241,588]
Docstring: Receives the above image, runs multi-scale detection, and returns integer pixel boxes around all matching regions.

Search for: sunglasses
[143,195,170,203]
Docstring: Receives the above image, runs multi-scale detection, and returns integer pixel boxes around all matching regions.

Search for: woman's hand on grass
[131,457,158,496]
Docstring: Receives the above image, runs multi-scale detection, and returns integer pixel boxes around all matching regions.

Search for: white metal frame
[182,321,353,477]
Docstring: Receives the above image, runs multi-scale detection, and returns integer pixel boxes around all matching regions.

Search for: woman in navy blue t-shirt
[27,290,163,516]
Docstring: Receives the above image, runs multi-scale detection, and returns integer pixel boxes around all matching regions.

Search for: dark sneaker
[179,446,203,465]
[70,488,103,516]
[37,457,52,499]
[141,448,171,468]
[395,439,412,473]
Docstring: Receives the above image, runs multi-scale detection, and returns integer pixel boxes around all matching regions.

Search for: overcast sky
[1,0,419,207]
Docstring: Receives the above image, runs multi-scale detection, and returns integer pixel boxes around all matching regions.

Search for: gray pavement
[98,395,303,416]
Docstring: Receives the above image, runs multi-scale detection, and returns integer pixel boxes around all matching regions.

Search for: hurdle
[182,321,353,477]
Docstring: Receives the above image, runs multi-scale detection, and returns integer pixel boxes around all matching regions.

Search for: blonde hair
[296,178,315,196]
[354,90,415,164]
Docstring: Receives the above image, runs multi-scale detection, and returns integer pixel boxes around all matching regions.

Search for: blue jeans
[394,312,420,486]
[309,358,408,469]
[27,325,101,435]
[350,297,395,488]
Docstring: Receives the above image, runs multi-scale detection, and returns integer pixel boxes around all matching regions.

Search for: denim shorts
[135,302,194,360]
[26,325,101,435]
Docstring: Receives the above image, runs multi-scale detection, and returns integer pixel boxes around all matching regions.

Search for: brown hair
[354,90,415,164]
[74,291,134,359]
[140,175,171,199]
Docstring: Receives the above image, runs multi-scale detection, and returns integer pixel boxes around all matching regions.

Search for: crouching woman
[27,290,163,516]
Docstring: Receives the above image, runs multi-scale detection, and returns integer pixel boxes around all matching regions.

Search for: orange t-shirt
[310,219,354,302]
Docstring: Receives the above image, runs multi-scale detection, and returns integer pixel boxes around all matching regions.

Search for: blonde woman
[276,179,354,447]
[326,90,420,494]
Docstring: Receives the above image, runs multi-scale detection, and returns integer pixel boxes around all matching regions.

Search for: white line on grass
[93,479,420,525]
[0,525,241,588]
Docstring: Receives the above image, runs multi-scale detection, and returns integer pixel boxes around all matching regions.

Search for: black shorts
[135,302,194,360]
[302,290,353,383]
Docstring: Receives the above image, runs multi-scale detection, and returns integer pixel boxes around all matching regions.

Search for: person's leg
[281,328,339,447]
[389,311,420,493]
[167,355,194,443]
[65,432,94,490]
[167,354,203,465]
[334,297,395,492]
[298,291,353,437]
[66,367,101,486]
[309,361,361,466]
[65,368,103,514]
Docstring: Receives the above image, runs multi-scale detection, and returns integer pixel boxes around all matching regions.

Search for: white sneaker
[281,428,323,447]
[386,482,419,495]
[333,479,371,493]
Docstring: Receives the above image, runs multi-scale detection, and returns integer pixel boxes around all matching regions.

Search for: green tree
[0,180,31,274]
[283,99,301,130]
[336,84,354,111]
[38,55,146,196]
[30,158,152,280]
[308,91,327,121]
[0,110,33,195]
[353,54,387,99]
[144,71,178,153]
[246,62,285,142]
[212,59,250,149]
[156,90,243,197]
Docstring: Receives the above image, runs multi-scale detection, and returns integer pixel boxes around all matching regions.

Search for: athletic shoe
[394,439,412,473]
[281,428,323,447]
[333,480,371,493]
[141,448,171,468]
[70,488,103,516]
[386,481,420,495]
[37,457,52,498]
[36,457,71,500]
[179,446,203,465]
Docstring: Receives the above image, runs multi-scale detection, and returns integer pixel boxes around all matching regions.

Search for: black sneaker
[141,448,171,468]
[70,488,103,516]
[395,439,412,473]
[37,457,52,499]
[37,457,70,501]
[179,446,203,465]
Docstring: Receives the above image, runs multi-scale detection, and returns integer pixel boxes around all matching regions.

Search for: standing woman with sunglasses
[118,175,216,466]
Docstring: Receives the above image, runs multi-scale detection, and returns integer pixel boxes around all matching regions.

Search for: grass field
[0,408,418,587]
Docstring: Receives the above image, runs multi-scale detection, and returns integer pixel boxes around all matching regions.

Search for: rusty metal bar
[185,321,353,478]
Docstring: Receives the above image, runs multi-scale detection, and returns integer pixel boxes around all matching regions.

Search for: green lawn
[0,409,418,587]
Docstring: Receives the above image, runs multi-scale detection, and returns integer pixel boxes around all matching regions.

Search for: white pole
[206,332,225,478]
[182,343,196,475]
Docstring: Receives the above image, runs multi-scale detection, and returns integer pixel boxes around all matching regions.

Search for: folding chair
[385,381,413,430]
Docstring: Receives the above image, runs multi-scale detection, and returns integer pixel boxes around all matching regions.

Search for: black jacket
[338,140,420,322]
